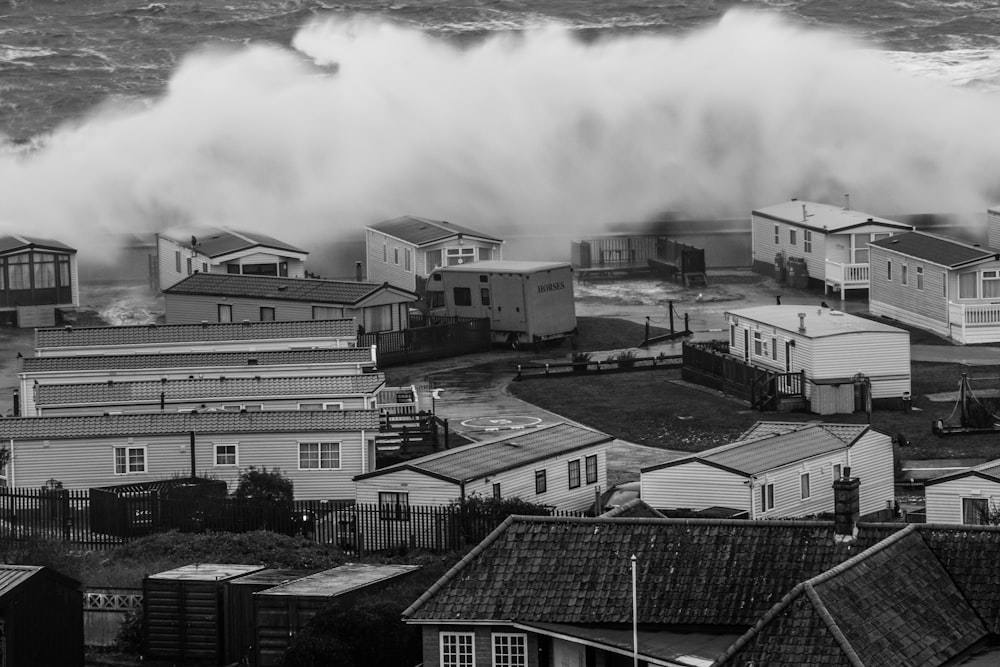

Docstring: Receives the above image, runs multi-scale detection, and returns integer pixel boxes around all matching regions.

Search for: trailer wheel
[507,334,521,350]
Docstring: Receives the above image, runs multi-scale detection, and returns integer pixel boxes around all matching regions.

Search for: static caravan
[0,410,380,500]
[163,272,418,333]
[641,422,894,520]
[30,372,386,417]
[365,215,504,295]
[725,305,910,414]
[17,346,377,417]
[155,227,308,291]
[869,231,1000,344]
[751,200,912,300]
[924,459,1000,524]
[427,260,577,349]
[354,423,612,551]
[0,234,79,328]
[33,318,358,357]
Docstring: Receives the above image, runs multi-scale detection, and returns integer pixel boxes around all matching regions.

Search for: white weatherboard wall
[8,429,370,500]
[35,395,373,417]
[641,463,749,512]
[925,478,1000,524]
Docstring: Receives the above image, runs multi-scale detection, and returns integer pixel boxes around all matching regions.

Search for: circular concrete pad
[460,415,543,431]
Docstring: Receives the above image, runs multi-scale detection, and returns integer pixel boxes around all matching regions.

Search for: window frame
[585,454,598,484]
[800,472,811,500]
[298,441,342,470]
[453,287,472,307]
[379,491,410,521]
[916,266,924,291]
[959,271,978,299]
[114,445,147,475]
[761,482,775,513]
[440,632,475,667]
[492,632,528,667]
[535,469,547,495]
[214,443,238,467]
[803,229,812,253]
[568,459,581,489]
[901,264,908,286]
[983,270,1000,299]
[218,304,233,323]
[774,225,780,244]
[887,260,892,281]
[789,229,797,246]
[221,404,263,412]
[297,402,344,411]
[259,306,276,321]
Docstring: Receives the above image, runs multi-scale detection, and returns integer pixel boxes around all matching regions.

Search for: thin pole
[632,554,638,667]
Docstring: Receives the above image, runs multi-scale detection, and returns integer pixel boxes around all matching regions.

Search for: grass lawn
[509,320,1000,461]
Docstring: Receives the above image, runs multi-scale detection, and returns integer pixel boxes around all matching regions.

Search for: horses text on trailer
[426,260,577,349]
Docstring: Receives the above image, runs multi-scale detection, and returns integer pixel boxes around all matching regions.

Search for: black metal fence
[0,487,581,553]
[359,316,491,366]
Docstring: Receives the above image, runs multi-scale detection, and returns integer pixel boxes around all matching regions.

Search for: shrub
[609,350,638,368]
[114,606,143,654]
[234,467,293,505]
[571,352,592,371]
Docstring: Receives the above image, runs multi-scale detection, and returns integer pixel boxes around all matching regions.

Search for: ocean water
[1,0,1000,271]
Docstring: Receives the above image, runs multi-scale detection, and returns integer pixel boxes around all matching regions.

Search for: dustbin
[901,391,912,413]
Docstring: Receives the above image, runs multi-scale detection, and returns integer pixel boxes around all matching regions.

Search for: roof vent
[867,217,874,222]
[64,325,72,331]
[798,312,806,333]
[201,320,208,327]
[247,358,258,366]
[242,319,251,325]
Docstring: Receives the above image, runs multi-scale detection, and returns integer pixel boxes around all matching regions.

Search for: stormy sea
[2,0,1000,271]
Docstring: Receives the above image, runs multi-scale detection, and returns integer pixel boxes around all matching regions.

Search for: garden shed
[0,564,83,666]
[254,563,421,667]
[224,568,316,666]
[724,305,910,414]
[144,563,266,665]
[90,477,229,537]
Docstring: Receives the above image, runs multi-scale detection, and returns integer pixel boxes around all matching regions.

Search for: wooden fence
[515,353,682,380]
[0,488,579,554]
[359,316,491,366]
[681,341,804,410]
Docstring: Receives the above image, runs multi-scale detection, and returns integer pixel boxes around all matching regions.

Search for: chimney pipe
[355,261,363,282]
[802,204,807,222]
[844,194,850,210]
[797,312,806,333]
[833,471,860,543]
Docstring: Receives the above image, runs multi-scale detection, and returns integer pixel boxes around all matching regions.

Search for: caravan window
[453,287,472,306]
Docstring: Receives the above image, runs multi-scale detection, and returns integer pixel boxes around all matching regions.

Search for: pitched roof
[162,272,417,304]
[162,228,306,258]
[35,319,357,349]
[727,305,908,339]
[599,498,666,518]
[367,216,503,247]
[718,528,986,665]
[0,409,380,440]
[925,457,1000,486]
[404,517,896,626]
[752,201,912,233]
[737,421,868,445]
[0,564,80,599]
[21,347,374,373]
[355,423,613,483]
[0,234,76,254]
[257,563,421,597]
[642,423,867,475]
[34,373,386,407]
[869,231,998,268]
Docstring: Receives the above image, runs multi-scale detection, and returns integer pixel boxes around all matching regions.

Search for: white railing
[825,260,870,287]
[949,302,1000,327]
[377,385,420,415]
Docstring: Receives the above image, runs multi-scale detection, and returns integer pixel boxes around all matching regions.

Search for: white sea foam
[0,10,999,264]
[0,45,57,63]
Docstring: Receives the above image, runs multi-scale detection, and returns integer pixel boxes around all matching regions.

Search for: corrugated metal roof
[162,228,306,258]
[35,319,357,349]
[753,201,912,233]
[726,305,908,338]
[34,373,386,406]
[359,423,613,483]
[869,231,997,268]
[0,409,380,440]
[368,216,503,247]
[0,565,42,598]
[21,347,374,373]
[737,421,867,445]
[259,563,421,597]
[163,273,416,304]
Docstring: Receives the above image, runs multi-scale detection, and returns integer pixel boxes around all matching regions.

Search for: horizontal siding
[869,299,950,339]
[356,470,461,506]
[10,430,367,500]
[751,215,827,279]
[641,463,748,512]
[812,335,910,397]
[869,247,950,325]
[365,231,417,291]
[156,237,192,291]
[990,210,1000,250]
[755,452,849,519]
[35,338,354,357]
[848,431,896,517]
[925,478,1000,524]
[36,396,370,417]
[475,445,607,513]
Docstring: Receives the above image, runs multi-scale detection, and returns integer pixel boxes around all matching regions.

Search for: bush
[608,350,638,368]
[234,467,293,504]
[114,606,143,654]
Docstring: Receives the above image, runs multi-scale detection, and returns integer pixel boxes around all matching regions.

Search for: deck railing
[824,260,870,287]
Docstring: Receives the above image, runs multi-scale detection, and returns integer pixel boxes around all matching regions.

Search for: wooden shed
[0,564,83,667]
[223,568,316,666]
[254,563,421,667]
[144,563,266,665]
[725,305,911,413]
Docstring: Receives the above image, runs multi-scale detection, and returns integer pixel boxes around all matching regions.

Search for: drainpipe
[8,439,13,488]
[746,476,756,520]
[189,430,196,480]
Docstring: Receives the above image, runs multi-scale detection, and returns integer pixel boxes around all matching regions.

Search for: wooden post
[669,301,675,335]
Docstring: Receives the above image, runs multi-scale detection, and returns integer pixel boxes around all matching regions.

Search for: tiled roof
[162,228,306,258]
[727,305,908,339]
[918,526,1000,634]
[163,273,416,304]
[719,528,986,665]
[355,423,613,483]
[869,231,997,268]
[404,517,896,625]
[368,216,503,247]
[752,201,912,233]
[21,347,374,373]
[600,498,666,518]
[642,424,865,476]
[35,319,357,349]
[0,409,380,440]
[34,373,386,407]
